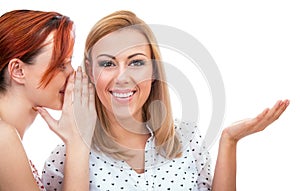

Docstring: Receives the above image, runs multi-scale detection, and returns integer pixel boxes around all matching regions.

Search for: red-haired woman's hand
[37,66,97,148]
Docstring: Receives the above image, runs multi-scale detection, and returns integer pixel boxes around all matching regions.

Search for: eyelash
[58,63,67,70]
[129,60,145,66]
[98,60,116,67]
[98,59,146,67]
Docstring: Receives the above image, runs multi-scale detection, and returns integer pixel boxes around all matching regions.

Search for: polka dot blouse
[42,120,212,190]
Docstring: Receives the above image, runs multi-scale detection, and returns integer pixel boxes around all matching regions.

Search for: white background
[2,1,300,190]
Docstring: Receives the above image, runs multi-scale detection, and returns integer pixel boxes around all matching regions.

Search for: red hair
[0,9,74,92]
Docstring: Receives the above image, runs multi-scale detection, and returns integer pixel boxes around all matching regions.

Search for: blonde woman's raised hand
[36,66,97,148]
[222,99,289,143]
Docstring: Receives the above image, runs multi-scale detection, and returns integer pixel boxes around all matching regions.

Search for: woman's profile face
[23,32,74,110]
[90,29,153,121]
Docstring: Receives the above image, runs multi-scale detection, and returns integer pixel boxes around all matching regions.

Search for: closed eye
[58,63,67,71]
[58,59,71,71]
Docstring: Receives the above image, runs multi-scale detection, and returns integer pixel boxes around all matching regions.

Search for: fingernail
[34,106,44,113]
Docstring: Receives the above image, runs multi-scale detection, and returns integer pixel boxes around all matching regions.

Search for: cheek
[94,74,110,101]
[92,67,106,81]
[137,80,153,100]
[95,79,105,94]
[131,67,153,84]
[48,73,66,89]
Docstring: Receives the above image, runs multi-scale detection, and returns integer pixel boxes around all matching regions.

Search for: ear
[85,59,95,84]
[7,58,26,84]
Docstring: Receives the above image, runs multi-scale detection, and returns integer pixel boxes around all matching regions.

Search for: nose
[65,64,74,76]
[115,64,130,85]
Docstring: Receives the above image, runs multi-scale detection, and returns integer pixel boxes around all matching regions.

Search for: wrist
[64,136,91,154]
[220,128,238,146]
[64,126,91,146]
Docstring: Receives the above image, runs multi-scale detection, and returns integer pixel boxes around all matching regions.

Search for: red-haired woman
[0,10,96,190]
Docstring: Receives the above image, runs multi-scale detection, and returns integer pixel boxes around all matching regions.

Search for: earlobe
[85,59,95,84]
[8,58,26,84]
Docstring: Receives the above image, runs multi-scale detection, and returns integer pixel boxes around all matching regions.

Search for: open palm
[224,99,289,142]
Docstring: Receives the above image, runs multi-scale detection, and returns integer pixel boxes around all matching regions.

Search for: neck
[108,114,151,149]
[0,90,38,139]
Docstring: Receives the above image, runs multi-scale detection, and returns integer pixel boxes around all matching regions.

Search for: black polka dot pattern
[42,120,212,190]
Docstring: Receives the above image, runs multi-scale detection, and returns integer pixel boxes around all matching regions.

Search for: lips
[59,77,69,94]
[59,86,66,94]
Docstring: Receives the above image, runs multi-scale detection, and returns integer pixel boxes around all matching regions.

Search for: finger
[246,108,270,132]
[74,66,83,103]
[256,100,289,131]
[236,107,270,130]
[268,100,282,114]
[266,100,289,122]
[253,101,281,125]
[230,108,268,128]
[88,83,95,111]
[254,107,269,122]
[81,72,89,106]
[271,99,290,120]
[36,107,58,131]
[62,73,75,110]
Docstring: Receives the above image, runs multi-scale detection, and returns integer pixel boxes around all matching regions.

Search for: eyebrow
[96,53,147,60]
[96,54,116,59]
[128,53,147,59]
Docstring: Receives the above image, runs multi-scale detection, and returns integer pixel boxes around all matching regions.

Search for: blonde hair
[84,10,182,160]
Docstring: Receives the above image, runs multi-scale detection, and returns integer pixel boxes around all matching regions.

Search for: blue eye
[129,60,145,66]
[98,60,115,67]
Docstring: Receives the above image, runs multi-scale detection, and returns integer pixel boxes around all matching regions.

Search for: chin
[112,110,137,121]
[43,101,63,111]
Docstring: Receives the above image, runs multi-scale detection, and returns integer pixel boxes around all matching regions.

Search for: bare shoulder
[0,121,40,190]
[0,121,25,165]
[0,121,22,148]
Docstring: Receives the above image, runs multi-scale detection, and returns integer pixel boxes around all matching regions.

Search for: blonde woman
[43,10,289,191]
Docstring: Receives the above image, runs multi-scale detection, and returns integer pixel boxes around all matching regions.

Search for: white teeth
[112,91,134,98]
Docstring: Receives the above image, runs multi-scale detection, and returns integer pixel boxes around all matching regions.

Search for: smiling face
[89,29,153,122]
[24,33,74,110]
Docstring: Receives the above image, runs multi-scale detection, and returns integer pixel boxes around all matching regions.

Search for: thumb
[35,106,58,131]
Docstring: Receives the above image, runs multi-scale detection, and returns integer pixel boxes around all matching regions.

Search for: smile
[112,92,134,98]
[109,90,136,99]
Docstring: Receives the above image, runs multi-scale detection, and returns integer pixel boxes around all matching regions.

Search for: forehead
[91,29,149,56]
[35,32,54,62]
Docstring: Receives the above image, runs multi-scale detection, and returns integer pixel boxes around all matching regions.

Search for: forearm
[62,140,90,191]
[212,129,237,191]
